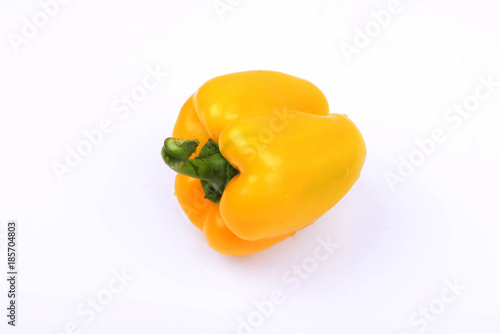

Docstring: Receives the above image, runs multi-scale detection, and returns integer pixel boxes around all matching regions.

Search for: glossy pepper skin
[163,70,366,256]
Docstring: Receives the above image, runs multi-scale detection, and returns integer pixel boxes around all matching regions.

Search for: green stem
[162,137,239,203]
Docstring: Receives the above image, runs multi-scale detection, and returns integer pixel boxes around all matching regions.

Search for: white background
[1,0,500,333]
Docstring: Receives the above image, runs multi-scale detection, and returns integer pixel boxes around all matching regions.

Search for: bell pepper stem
[162,138,200,173]
[162,137,239,203]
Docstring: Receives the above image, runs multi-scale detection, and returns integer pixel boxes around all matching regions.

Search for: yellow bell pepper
[162,70,366,255]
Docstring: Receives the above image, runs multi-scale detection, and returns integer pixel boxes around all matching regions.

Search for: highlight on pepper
[162,70,366,256]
